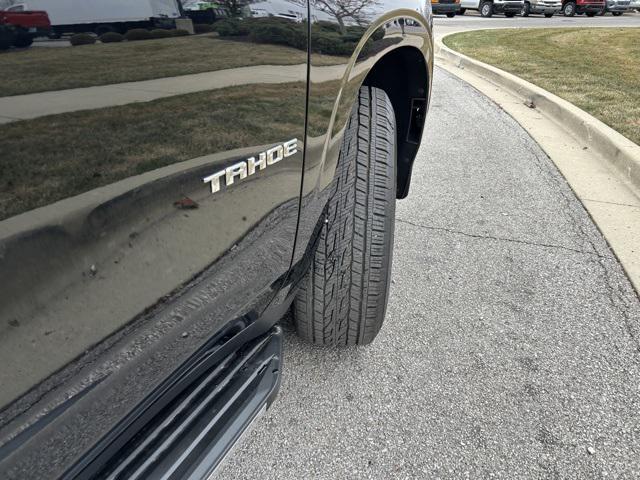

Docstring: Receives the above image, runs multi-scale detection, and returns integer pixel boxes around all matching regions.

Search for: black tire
[293,86,397,346]
[459,7,466,13]
[611,11,623,15]
[563,1,576,15]
[13,34,33,48]
[544,12,554,16]
[480,1,494,17]
[0,25,15,50]
[446,12,456,17]
[522,2,530,15]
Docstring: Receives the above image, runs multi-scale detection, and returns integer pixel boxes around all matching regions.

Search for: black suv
[0,1,432,478]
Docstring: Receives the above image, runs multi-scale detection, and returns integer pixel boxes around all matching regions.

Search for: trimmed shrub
[70,33,96,46]
[99,32,124,43]
[341,32,362,43]
[314,21,341,34]
[124,28,152,41]
[149,28,173,39]
[248,23,295,46]
[312,32,354,56]
[345,26,366,36]
[212,18,249,36]
[194,23,215,34]
[170,29,190,36]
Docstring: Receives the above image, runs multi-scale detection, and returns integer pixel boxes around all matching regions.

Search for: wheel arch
[362,46,430,198]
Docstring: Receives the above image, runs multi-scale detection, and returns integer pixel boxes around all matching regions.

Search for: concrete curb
[435,34,640,195]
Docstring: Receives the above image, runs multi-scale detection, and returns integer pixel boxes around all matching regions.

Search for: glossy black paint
[0,0,432,477]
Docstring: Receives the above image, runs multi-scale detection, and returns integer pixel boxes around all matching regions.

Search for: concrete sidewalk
[0,63,346,123]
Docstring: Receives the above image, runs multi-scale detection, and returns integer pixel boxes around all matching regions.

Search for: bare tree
[216,0,251,16]
[307,0,380,33]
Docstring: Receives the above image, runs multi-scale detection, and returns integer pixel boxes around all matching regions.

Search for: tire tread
[293,86,396,346]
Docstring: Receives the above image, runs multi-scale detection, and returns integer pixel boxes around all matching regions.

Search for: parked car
[460,0,525,17]
[522,0,563,16]
[604,0,632,14]
[631,0,640,11]
[431,0,461,17]
[0,1,433,479]
[0,8,50,48]
[562,0,605,15]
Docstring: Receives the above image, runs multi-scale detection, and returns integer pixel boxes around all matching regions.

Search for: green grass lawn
[444,28,640,145]
[0,35,343,97]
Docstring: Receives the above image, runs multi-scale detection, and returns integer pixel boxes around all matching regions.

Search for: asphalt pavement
[216,68,640,479]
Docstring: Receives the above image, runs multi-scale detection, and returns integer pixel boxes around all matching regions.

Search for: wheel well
[362,46,429,199]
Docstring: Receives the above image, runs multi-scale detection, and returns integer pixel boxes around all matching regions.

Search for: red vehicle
[0,9,50,49]
[561,0,605,14]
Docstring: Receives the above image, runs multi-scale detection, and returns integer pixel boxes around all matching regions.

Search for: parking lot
[432,9,640,38]
[217,67,640,479]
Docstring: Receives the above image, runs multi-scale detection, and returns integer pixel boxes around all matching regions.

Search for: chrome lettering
[202,139,298,194]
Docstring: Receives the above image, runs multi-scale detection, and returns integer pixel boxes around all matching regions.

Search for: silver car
[605,0,632,14]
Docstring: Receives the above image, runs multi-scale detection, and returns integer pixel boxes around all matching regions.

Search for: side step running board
[72,326,282,480]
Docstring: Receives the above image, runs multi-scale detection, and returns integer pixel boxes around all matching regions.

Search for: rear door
[0,4,307,478]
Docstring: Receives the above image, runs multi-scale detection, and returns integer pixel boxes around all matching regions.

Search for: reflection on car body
[0,0,432,477]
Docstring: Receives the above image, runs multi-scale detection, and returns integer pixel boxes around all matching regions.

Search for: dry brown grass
[445,28,640,145]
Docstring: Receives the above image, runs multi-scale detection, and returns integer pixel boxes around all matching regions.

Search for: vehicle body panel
[0,4,306,476]
[562,0,605,11]
[526,0,562,14]
[0,0,432,477]
[0,9,50,29]
[460,0,525,13]
[431,0,461,14]
[605,0,631,12]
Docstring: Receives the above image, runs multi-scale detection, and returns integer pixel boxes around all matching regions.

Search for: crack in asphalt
[396,217,608,258]
[398,215,640,353]
[590,254,640,354]
[507,110,640,352]
[416,80,640,355]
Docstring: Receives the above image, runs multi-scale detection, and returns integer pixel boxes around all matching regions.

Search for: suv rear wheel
[480,1,494,16]
[563,1,576,15]
[293,86,397,346]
